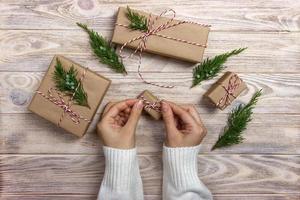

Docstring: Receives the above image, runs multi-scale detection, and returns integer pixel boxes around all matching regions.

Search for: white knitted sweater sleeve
[98,146,143,200]
[98,145,212,200]
[163,144,213,200]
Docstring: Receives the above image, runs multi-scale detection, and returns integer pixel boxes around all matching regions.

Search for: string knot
[37,88,90,125]
[217,74,241,109]
[117,9,210,88]
[138,95,162,113]
[36,66,91,127]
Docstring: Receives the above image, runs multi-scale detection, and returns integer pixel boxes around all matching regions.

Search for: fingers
[167,101,195,124]
[103,99,138,119]
[180,104,203,125]
[180,104,207,137]
[161,101,177,134]
[102,102,115,117]
[125,100,144,131]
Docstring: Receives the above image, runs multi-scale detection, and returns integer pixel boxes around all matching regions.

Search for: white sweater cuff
[163,144,201,190]
[102,146,137,191]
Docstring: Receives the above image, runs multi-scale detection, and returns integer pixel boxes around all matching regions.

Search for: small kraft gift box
[204,72,247,110]
[28,55,111,137]
[138,90,162,120]
[112,7,210,63]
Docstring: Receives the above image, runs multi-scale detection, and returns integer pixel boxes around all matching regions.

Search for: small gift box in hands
[28,55,111,137]
[138,90,162,120]
[204,72,247,110]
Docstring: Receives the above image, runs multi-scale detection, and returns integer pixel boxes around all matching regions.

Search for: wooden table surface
[1,0,299,199]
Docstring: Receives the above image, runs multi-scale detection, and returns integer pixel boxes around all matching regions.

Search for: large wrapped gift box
[112,7,210,63]
[28,55,111,137]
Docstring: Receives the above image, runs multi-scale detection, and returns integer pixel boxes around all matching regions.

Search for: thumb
[161,101,177,134]
[125,100,144,131]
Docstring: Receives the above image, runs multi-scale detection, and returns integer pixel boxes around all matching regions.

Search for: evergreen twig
[53,58,90,108]
[126,6,148,31]
[191,48,247,87]
[211,90,262,150]
[77,23,127,74]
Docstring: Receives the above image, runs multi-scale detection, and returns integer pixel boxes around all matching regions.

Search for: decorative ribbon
[117,9,211,88]
[217,74,241,109]
[138,95,162,113]
[36,68,91,126]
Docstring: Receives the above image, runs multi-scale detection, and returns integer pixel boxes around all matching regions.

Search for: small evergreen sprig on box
[126,6,148,31]
[211,90,262,150]
[77,23,127,74]
[191,48,247,87]
[53,58,89,108]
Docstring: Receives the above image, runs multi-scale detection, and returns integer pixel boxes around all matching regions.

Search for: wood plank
[1,1,299,199]
[1,72,300,114]
[1,155,299,195]
[0,30,299,73]
[0,195,95,200]
[1,113,299,155]
[147,195,300,200]
[1,194,299,200]
[0,0,299,31]
[212,195,300,200]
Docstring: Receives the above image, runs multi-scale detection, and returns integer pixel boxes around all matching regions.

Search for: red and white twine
[217,74,241,109]
[138,95,162,113]
[117,9,211,88]
[36,68,91,126]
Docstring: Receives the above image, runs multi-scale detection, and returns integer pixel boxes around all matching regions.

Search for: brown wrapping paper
[138,90,161,120]
[112,7,210,63]
[28,55,111,137]
[204,72,247,110]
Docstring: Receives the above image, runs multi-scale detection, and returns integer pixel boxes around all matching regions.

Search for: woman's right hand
[161,101,207,147]
[96,99,143,149]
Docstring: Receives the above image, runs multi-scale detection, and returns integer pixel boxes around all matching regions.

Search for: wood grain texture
[1,113,299,154]
[1,155,299,195]
[0,196,96,200]
[0,30,299,73]
[1,194,299,200]
[212,195,300,200]
[1,0,299,199]
[0,0,299,32]
[1,72,299,114]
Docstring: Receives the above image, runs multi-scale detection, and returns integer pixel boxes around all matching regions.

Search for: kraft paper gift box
[112,7,210,63]
[28,55,111,137]
[204,72,247,110]
[138,90,162,120]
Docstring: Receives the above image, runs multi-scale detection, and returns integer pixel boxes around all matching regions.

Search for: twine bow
[36,67,91,126]
[217,74,241,109]
[117,9,210,88]
[138,95,162,113]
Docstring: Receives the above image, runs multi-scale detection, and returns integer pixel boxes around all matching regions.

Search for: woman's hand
[97,99,144,149]
[161,101,207,147]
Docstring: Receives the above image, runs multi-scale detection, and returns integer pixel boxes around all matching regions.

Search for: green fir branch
[191,48,247,87]
[53,58,90,108]
[211,90,262,150]
[126,6,148,31]
[77,23,127,74]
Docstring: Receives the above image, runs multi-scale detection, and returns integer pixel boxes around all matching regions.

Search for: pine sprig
[126,6,148,31]
[77,23,127,74]
[211,90,262,150]
[53,58,90,108]
[191,48,247,87]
